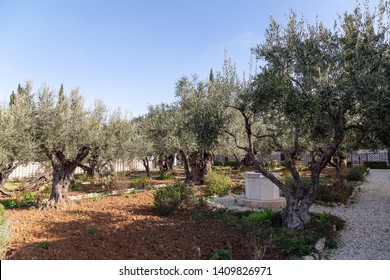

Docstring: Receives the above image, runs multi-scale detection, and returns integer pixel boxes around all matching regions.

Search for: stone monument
[236,172,286,209]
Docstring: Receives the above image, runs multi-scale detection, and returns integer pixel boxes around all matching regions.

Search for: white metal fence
[9,159,149,181]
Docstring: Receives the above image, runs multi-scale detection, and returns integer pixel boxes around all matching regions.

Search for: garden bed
[4,190,254,260]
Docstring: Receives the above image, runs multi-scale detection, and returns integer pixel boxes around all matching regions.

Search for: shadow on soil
[7,205,253,260]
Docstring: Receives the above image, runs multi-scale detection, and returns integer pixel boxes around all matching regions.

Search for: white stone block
[244,172,280,201]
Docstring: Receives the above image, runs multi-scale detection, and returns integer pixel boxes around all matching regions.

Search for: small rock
[315,237,326,253]
[303,255,315,260]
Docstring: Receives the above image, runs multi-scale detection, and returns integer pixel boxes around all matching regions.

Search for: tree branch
[221,130,248,152]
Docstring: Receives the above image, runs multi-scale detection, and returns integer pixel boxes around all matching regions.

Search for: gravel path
[310,169,390,260]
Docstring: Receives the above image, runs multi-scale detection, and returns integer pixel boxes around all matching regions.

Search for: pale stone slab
[238,172,286,209]
[244,172,280,201]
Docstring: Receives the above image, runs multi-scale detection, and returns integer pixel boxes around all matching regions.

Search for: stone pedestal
[236,172,286,209]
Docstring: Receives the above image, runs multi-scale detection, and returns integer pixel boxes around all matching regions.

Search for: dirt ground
[5,189,254,260]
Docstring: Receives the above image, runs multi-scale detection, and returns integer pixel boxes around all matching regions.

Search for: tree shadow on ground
[7,205,253,260]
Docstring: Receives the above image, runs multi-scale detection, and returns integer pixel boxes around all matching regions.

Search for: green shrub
[131,177,151,189]
[345,166,368,181]
[84,227,97,235]
[211,166,221,171]
[35,241,50,250]
[22,191,35,202]
[156,173,175,180]
[1,199,21,209]
[316,189,348,205]
[243,209,277,226]
[297,165,307,171]
[204,171,234,197]
[213,161,237,168]
[273,227,316,256]
[209,249,231,260]
[284,176,311,193]
[363,161,388,169]
[0,204,11,259]
[69,179,82,191]
[154,182,194,215]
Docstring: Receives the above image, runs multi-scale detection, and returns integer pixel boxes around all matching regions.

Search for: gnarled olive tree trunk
[142,157,151,178]
[45,163,77,208]
[43,146,90,208]
[248,146,339,229]
[17,168,53,192]
[0,162,20,196]
[179,149,192,184]
[188,150,213,185]
[329,156,346,190]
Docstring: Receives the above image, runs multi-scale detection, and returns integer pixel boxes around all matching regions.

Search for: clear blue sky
[0,0,381,116]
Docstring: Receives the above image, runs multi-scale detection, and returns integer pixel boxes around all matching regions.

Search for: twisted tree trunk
[179,149,192,184]
[329,156,345,190]
[42,146,90,208]
[188,150,213,185]
[0,162,20,196]
[44,163,76,208]
[142,157,151,178]
[17,168,53,191]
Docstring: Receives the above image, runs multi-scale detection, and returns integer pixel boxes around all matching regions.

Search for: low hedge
[363,161,388,169]
[213,161,237,167]
[154,182,194,215]
[345,166,368,181]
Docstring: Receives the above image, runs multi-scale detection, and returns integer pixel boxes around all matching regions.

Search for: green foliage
[131,177,151,189]
[209,249,231,260]
[363,161,388,169]
[98,175,113,188]
[22,191,35,202]
[243,209,277,226]
[312,212,345,232]
[156,173,175,180]
[203,171,234,197]
[296,165,307,172]
[211,165,221,171]
[1,199,21,209]
[4,182,22,191]
[315,178,351,205]
[264,160,280,171]
[285,175,352,205]
[154,182,194,215]
[284,176,311,194]
[316,188,348,205]
[0,81,36,170]
[345,166,368,181]
[69,179,82,191]
[213,161,238,168]
[35,241,50,250]
[84,227,97,235]
[273,228,316,256]
[0,204,11,259]
[1,191,37,209]
[273,212,345,257]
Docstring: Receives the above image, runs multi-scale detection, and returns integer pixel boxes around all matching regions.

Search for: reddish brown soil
[5,190,253,260]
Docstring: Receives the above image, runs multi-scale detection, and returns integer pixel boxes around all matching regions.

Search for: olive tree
[0,82,36,195]
[175,75,226,184]
[242,2,389,229]
[33,85,96,207]
[143,103,182,172]
[102,109,137,173]
[214,58,274,167]
[132,115,154,177]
